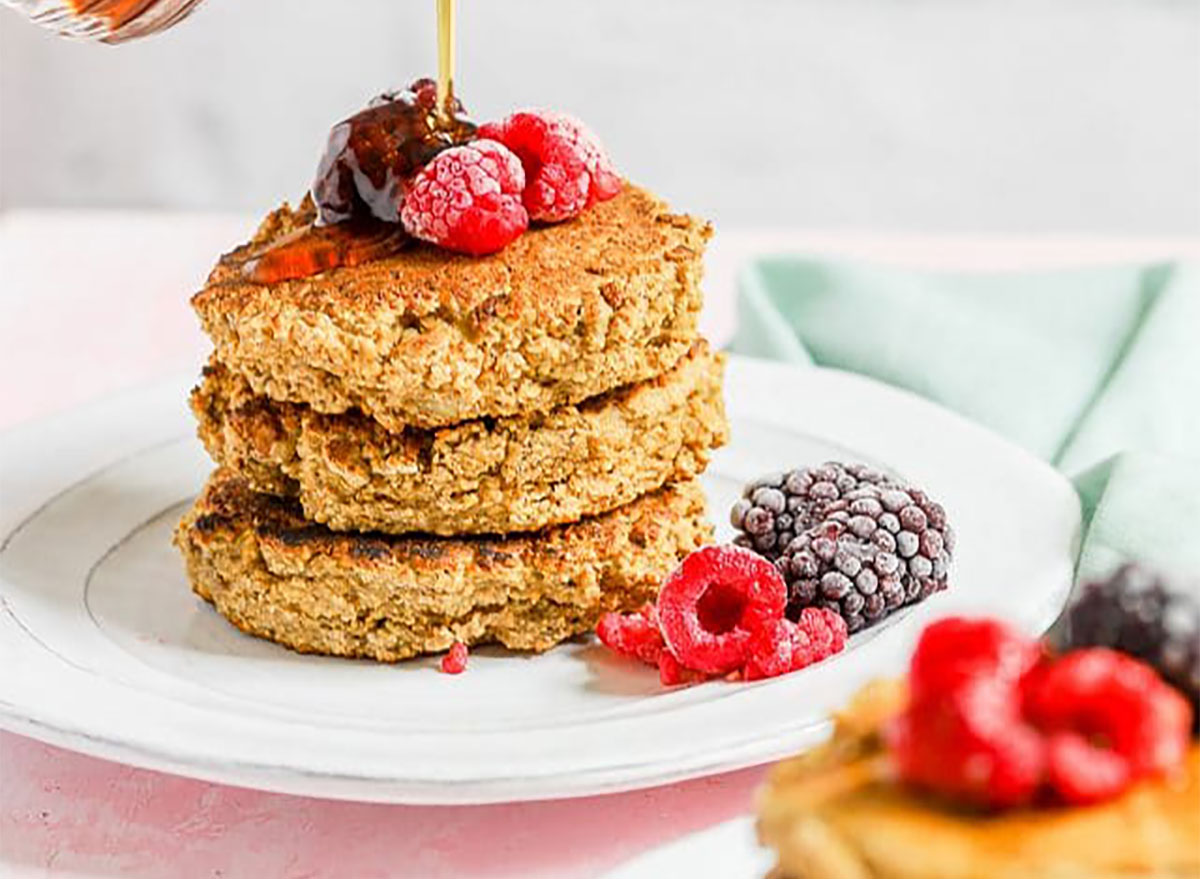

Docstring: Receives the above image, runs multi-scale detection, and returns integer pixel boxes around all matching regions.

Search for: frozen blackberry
[774,481,954,633]
[1056,563,1199,730]
[731,462,900,560]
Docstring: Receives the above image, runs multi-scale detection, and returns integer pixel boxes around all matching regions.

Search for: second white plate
[0,356,1080,803]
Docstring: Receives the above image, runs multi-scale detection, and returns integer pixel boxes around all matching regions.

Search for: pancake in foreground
[192,185,710,432]
[191,341,727,536]
[175,469,712,661]
[757,681,1200,879]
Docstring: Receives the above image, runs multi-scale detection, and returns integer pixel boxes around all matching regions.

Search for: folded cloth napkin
[731,258,1200,586]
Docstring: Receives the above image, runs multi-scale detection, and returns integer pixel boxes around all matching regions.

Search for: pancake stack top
[175,185,729,662]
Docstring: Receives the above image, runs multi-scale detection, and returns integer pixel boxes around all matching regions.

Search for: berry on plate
[400,139,529,255]
[731,462,900,560]
[440,641,469,674]
[479,110,622,222]
[593,544,849,685]
[733,462,954,634]
[596,604,665,667]
[656,545,787,675]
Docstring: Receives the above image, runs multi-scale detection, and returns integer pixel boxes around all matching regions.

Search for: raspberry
[820,608,849,653]
[478,110,621,222]
[658,650,711,687]
[655,546,787,675]
[795,607,832,655]
[744,610,849,681]
[1024,648,1192,778]
[744,619,806,681]
[400,139,529,255]
[888,673,1045,809]
[909,617,1040,703]
[596,604,664,666]
[1045,732,1133,806]
[440,641,468,674]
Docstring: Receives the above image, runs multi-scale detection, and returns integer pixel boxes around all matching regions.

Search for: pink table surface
[2,211,1198,879]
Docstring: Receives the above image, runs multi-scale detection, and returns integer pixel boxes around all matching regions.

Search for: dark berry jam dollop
[312,78,476,226]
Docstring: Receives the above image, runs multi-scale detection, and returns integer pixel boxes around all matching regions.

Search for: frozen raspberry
[440,641,468,674]
[909,617,1040,703]
[478,110,622,222]
[888,673,1045,809]
[1045,732,1133,806]
[658,650,712,687]
[400,139,529,255]
[744,619,807,681]
[656,546,787,675]
[819,608,849,653]
[1024,648,1192,778]
[596,604,664,666]
[794,607,835,658]
[744,610,848,681]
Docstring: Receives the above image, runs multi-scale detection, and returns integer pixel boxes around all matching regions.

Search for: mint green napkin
[731,258,1200,584]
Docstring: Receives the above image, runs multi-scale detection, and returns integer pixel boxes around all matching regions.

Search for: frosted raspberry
[1045,732,1132,806]
[888,673,1046,809]
[479,110,622,222]
[909,617,1039,703]
[596,604,664,666]
[795,607,836,658]
[743,619,799,681]
[819,608,849,653]
[658,650,711,687]
[1024,648,1192,778]
[440,641,468,674]
[400,139,528,255]
[656,546,787,675]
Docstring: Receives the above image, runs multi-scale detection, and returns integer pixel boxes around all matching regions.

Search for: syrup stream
[435,0,456,130]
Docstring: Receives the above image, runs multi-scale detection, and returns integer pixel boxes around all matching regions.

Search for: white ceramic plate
[0,356,1080,804]
[601,818,768,879]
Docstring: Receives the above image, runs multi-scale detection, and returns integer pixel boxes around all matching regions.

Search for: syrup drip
[241,220,409,285]
[243,1,470,285]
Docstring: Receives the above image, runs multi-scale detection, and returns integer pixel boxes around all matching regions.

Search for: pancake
[757,681,1200,879]
[174,468,712,661]
[192,185,710,433]
[191,340,727,536]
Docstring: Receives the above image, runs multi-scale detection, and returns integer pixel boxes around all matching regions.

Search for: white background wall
[1,0,1197,234]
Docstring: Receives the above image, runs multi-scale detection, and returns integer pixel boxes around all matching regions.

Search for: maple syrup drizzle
[436,0,457,129]
[243,0,472,285]
[241,220,410,286]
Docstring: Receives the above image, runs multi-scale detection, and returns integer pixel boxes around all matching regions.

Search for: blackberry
[774,481,954,634]
[731,462,900,560]
[1057,563,1199,730]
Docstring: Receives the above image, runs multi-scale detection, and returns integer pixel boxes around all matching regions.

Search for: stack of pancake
[175,185,729,661]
